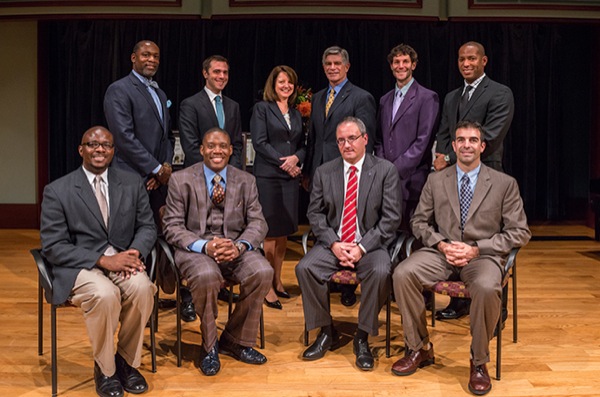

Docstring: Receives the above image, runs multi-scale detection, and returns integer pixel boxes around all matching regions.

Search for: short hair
[387,43,418,65]
[322,46,350,65]
[202,127,231,145]
[455,120,484,140]
[202,55,229,73]
[262,65,298,104]
[132,40,157,54]
[338,116,367,136]
[460,41,486,57]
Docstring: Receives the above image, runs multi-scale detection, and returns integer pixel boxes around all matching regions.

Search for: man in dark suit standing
[375,43,439,229]
[391,121,530,395]
[433,41,515,320]
[296,117,401,371]
[103,40,196,323]
[41,127,157,397]
[162,128,272,377]
[304,46,377,307]
[179,55,243,169]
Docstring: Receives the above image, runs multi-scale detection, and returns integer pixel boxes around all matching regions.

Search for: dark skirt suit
[250,101,305,237]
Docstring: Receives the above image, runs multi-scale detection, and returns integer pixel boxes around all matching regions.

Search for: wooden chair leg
[51,304,57,397]
[512,264,518,343]
[385,294,391,358]
[175,279,182,367]
[150,300,157,373]
[38,275,43,356]
[259,309,265,349]
[496,297,503,380]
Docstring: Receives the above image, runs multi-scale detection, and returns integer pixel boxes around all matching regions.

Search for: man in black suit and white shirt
[179,55,243,169]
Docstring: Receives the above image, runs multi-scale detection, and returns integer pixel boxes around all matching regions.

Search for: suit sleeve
[374,98,385,158]
[163,174,204,250]
[480,86,514,160]
[307,167,341,247]
[178,98,203,166]
[356,91,377,154]
[128,178,158,258]
[104,83,161,176]
[410,175,448,248]
[394,92,439,179]
[435,94,453,162]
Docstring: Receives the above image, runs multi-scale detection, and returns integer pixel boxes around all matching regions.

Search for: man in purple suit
[375,44,439,230]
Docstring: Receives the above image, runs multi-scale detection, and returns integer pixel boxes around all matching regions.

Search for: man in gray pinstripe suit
[296,117,402,371]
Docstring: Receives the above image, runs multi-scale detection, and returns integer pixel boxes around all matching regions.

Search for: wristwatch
[234,241,247,255]
[443,154,451,163]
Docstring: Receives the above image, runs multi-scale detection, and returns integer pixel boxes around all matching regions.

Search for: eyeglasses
[82,141,114,150]
[336,135,364,146]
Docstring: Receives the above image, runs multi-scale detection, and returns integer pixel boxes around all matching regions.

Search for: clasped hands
[279,155,301,178]
[437,240,479,267]
[331,242,363,269]
[98,249,145,279]
[205,237,242,264]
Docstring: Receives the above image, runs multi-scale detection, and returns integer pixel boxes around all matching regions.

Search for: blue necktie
[215,95,225,129]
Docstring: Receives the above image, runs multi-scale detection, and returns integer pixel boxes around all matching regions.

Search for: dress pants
[392,247,502,366]
[70,267,156,376]
[295,244,391,336]
[177,250,272,351]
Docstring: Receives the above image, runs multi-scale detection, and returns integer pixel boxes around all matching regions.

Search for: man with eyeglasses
[296,117,401,371]
[41,126,157,397]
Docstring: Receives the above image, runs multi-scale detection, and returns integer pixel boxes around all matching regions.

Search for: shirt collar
[203,164,228,185]
[456,163,481,182]
[329,78,349,96]
[464,73,486,91]
[395,77,414,97]
[82,166,109,186]
[132,69,156,87]
[343,154,366,176]
[204,86,222,102]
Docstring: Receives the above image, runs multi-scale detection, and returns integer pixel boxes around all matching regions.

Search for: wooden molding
[468,0,600,11]
[0,0,181,7]
[229,0,422,8]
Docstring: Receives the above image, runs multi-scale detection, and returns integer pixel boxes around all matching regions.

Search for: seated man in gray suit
[296,117,401,371]
[41,126,157,397]
[391,121,530,395]
[162,128,272,376]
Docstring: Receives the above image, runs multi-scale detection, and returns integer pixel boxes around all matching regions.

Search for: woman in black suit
[251,65,305,309]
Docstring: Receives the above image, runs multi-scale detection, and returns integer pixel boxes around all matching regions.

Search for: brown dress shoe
[391,345,434,376]
[468,360,492,395]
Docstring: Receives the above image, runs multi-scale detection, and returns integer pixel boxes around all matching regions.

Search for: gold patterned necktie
[94,175,109,227]
[212,174,225,206]
[325,88,335,117]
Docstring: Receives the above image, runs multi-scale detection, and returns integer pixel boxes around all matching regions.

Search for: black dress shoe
[341,289,357,306]
[353,337,374,371]
[115,353,147,394]
[435,297,470,320]
[219,337,267,365]
[94,362,124,397]
[275,290,291,299]
[264,298,283,310]
[302,329,340,361]
[199,342,220,376]
[217,288,240,303]
[180,300,197,322]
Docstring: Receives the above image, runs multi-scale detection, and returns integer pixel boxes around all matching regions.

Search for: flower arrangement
[295,85,313,118]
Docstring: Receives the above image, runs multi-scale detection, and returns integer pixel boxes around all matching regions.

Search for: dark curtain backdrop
[41,19,596,221]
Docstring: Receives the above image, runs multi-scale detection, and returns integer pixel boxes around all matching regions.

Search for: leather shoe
[468,360,492,395]
[341,289,357,306]
[199,342,220,376]
[391,345,435,376]
[115,353,147,394]
[218,288,240,303]
[353,337,374,371]
[264,298,283,310]
[435,297,470,320]
[219,336,267,365]
[302,329,340,361]
[275,290,291,299]
[180,300,197,322]
[94,362,124,397]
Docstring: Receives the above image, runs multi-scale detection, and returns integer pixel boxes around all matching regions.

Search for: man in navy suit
[41,127,156,397]
[375,44,439,229]
[104,40,196,322]
[303,46,377,307]
[432,41,515,321]
[179,55,243,169]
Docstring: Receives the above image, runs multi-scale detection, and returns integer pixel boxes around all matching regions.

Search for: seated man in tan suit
[163,127,273,376]
[41,126,157,397]
[391,121,530,395]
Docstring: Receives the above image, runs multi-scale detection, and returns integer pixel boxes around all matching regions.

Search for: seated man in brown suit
[391,121,530,395]
[162,128,273,376]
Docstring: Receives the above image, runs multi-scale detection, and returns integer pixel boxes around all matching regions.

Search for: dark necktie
[215,95,225,129]
[459,85,473,116]
[340,166,358,243]
[459,174,473,237]
[94,175,109,227]
[325,89,335,117]
[212,174,225,206]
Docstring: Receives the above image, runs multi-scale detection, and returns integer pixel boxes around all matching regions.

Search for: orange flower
[297,101,312,118]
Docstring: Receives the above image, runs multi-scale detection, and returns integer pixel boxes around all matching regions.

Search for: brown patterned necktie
[212,174,225,206]
[325,88,335,117]
[94,175,109,227]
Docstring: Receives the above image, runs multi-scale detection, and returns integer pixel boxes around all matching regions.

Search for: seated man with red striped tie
[296,116,402,371]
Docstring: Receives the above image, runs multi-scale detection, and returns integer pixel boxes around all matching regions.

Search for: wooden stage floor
[1,225,599,396]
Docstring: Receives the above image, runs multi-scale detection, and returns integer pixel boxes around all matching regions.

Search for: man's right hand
[331,242,359,268]
[97,249,145,275]
[433,153,449,171]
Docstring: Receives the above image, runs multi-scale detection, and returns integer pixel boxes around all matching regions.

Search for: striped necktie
[340,166,358,242]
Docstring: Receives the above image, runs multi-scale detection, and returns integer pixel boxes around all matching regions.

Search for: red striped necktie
[340,166,358,243]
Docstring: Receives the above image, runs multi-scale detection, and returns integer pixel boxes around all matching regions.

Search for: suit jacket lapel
[200,90,219,126]
[223,166,238,237]
[268,101,290,133]
[330,159,345,227]
[129,72,163,127]
[194,165,209,234]
[460,76,489,119]
[466,165,492,224]
[327,82,351,121]
[392,83,417,126]
[107,168,122,235]
[443,167,461,226]
[357,155,375,231]
[75,168,107,232]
